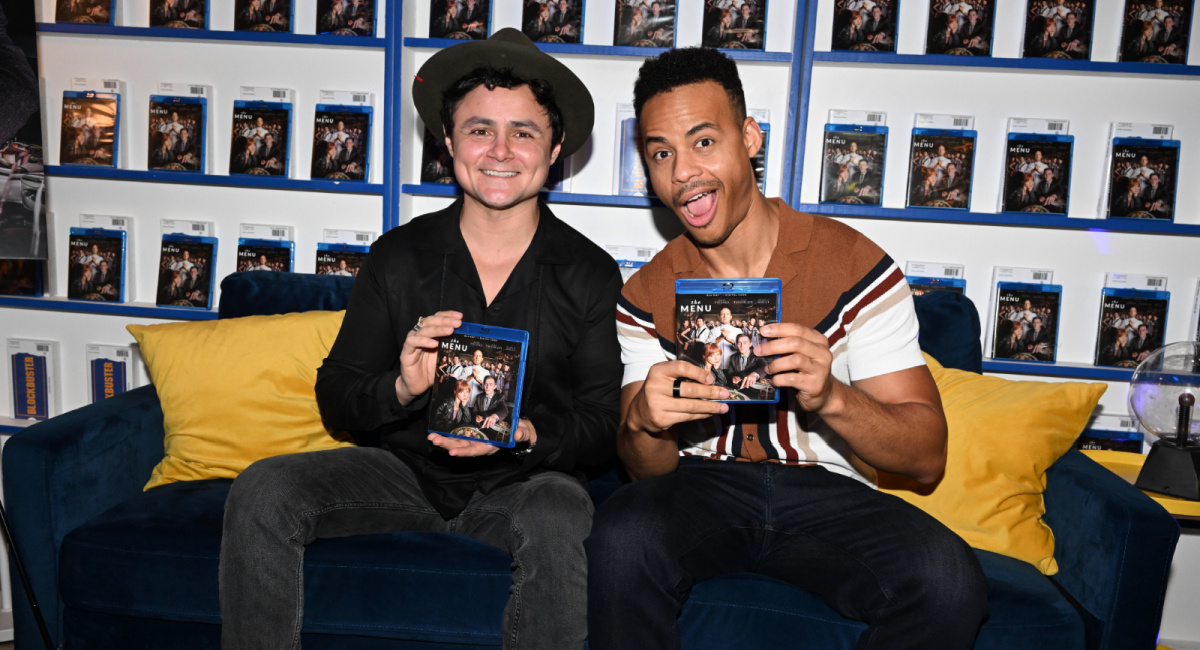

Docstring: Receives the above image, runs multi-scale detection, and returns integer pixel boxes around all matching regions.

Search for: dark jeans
[586,457,989,649]
[219,446,593,650]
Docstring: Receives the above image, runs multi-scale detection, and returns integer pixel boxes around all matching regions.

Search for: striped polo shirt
[616,198,923,486]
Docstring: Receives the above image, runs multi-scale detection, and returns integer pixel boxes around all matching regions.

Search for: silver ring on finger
[412,316,425,333]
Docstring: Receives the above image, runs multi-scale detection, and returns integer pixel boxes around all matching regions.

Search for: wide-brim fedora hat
[412,28,594,158]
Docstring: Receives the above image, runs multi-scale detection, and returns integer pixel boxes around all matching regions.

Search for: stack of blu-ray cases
[148,94,206,173]
[675,278,782,404]
[67,227,127,302]
[428,323,529,447]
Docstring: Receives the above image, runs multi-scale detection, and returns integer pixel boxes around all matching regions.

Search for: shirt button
[746,434,755,441]
[492,305,501,311]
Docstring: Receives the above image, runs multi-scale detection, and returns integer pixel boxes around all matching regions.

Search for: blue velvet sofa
[3,271,1180,649]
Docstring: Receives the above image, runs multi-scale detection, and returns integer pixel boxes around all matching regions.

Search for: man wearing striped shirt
[586,47,988,649]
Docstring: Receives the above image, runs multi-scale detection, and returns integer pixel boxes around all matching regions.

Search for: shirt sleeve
[842,239,925,384]
[616,275,671,388]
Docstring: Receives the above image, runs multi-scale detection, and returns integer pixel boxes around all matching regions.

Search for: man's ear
[443,130,454,158]
[742,116,763,160]
[549,137,562,166]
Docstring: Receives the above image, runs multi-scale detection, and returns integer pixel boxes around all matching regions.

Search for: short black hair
[633,48,746,124]
[439,66,565,149]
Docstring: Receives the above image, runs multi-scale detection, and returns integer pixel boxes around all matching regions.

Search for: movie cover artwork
[311,110,369,180]
[1107,142,1178,220]
[148,100,203,171]
[927,0,993,55]
[237,242,292,272]
[675,291,779,402]
[832,0,896,51]
[60,95,116,166]
[156,239,213,308]
[907,132,974,208]
[909,278,965,295]
[616,113,649,196]
[318,0,373,35]
[230,106,289,176]
[1095,293,1167,367]
[992,287,1059,362]
[523,0,582,42]
[820,129,885,204]
[149,0,206,28]
[316,249,366,276]
[55,0,111,23]
[1120,0,1191,62]
[420,130,455,183]
[430,332,523,446]
[429,0,490,39]
[701,0,765,49]
[613,0,676,47]
[1023,0,1094,59]
[234,0,291,31]
[1002,137,1071,213]
[0,260,42,296]
[67,232,122,302]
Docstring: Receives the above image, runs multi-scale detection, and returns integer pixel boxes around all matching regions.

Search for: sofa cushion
[912,291,983,373]
[128,310,354,489]
[678,550,1082,650]
[59,480,511,645]
[880,354,1106,575]
[218,271,355,319]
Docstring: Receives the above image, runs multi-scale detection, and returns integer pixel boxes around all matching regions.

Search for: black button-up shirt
[315,198,623,518]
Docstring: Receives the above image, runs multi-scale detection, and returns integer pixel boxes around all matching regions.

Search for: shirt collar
[413,196,572,264]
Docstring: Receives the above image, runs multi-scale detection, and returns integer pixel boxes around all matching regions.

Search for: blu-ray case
[752,121,769,195]
[992,281,1061,363]
[148,95,205,172]
[316,242,368,277]
[86,343,132,403]
[613,0,675,47]
[523,0,583,43]
[60,90,119,167]
[1119,0,1192,63]
[157,234,217,309]
[701,0,764,50]
[1023,0,1094,59]
[675,278,782,404]
[908,276,966,295]
[420,129,455,184]
[1105,137,1180,221]
[1001,132,1073,214]
[8,338,61,421]
[237,238,295,272]
[906,127,976,209]
[317,0,373,35]
[234,0,292,31]
[428,322,529,448]
[429,0,490,39]
[55,0,112,23]
[832,0,897,51]
[927,0,992,55]
[0,260,44,296]
[820,123,887,205]
[312,104,370,181]
[149,0,208,28]
[1094,287,1169,367]
[67,227,126,302]
[230,99,291,177]
[615,106,648,196]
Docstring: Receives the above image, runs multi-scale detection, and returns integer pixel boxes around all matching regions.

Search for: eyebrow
[461,116,545,133]
[643,121,720,145]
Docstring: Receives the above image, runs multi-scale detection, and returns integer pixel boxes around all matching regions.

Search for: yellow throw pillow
[128,310,353,490]
[879,353,1105,575]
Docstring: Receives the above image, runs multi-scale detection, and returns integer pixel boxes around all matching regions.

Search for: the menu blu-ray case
[429,322,529,448]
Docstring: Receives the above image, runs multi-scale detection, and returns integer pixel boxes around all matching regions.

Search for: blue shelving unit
[36,22,386,47]
[981,359,1135,381]
[810,51,1200,77]
[45,165,385,194]
[0,295,219,320]
[403,37,793,62]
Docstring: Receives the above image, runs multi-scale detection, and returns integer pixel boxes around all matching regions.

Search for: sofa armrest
[1043,448,1180,650]
[3,385,166,648]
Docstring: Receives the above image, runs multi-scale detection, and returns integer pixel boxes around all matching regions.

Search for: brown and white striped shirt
[616,199,923,486]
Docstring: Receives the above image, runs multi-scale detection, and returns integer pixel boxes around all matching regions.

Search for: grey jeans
[219,446,593,650]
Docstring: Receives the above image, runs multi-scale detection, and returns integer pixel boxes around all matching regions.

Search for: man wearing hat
[219,29,622,650]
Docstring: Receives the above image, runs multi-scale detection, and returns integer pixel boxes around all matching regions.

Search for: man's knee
[225,454,315,526]
[515,473,594,541]
[586,483,674,574]
[901,527,989,624]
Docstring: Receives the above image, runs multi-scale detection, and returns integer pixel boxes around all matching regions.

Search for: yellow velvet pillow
[128,311,353,490]
[879,353,1105,575]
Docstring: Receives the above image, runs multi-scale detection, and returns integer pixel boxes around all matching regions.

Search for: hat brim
[412,28,594,158]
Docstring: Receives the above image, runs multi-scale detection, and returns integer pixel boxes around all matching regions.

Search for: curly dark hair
[632,47,746,124]
[439,66,565,149]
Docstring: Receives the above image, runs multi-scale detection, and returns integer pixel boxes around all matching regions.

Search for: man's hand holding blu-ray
[428,418,537,458]
[756,322,835,413]
[395,310,463,406]
[625,360,730,438]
